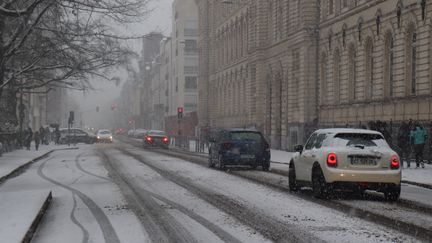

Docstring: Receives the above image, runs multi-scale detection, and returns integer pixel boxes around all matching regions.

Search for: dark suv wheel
[217,154,225,170]
[262,160,270,171]
[208,151,215,168]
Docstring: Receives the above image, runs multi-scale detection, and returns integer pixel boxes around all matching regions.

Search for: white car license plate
[240,154,255,159]
[350,157,377,166]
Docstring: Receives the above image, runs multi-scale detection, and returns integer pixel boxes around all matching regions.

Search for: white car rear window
[331,133,389,148]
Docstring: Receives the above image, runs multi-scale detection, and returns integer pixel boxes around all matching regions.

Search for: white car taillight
[390,155,400,170]
[327,153,337,167]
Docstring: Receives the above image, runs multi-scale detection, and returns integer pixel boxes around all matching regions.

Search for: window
[384,32,394,98]
[411,33,417,95]
[342,0,348,9]
[185,76,197,90]
[406,26,417,96]
[313,134,327,149]
[348,45,356,101]
[305,133,317,150]
[333,49,341,104]
[184,39,197,53]
[365,38,373,100]
[329,0,334,15]
[320,53,328,105]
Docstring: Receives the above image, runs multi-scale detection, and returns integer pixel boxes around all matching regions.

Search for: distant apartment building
[163,0,199,136]
[138,32,164,128]
[168,0,199,116]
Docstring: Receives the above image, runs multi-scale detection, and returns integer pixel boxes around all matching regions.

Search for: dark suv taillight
[390,155,400,170]
[263,141,270,151]
[222,142,232,150]
[327,153,337,167]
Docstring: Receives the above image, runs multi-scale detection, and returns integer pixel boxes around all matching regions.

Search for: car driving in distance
[96,129,113,143]
[143,130,169,149]
[288,128,401,201]
[208,129,271,171]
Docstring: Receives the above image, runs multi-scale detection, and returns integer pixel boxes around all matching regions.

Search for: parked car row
[128,129,148,139]
[59,128,114,144]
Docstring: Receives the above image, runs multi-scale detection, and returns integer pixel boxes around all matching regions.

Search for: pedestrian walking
[410,123,428,168]
[55,127,61,145]
[39,126,45,146]
[44,127,51,145]
[398,121,411,167]
[34,131,40,151]
[25,128,33,150]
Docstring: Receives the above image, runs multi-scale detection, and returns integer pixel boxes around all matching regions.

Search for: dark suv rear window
[229,132,262,141]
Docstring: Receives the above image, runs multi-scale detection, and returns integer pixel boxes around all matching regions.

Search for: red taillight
[222,142,232,150]
[327,153,337,167]
[163,137,169,143]
[145,136,153,142]
[390,155,400,170]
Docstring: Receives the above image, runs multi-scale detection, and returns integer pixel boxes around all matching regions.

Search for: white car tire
[288,162,298,191]
[312,167,332,199]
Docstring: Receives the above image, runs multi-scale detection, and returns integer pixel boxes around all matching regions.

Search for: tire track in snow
[70,193,90,243]
[99,149,243,243]
[75,153,111,182]
[115,147,324,243]
[37,155,121,243]
[98,149,200,243]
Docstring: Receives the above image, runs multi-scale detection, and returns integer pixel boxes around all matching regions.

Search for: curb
[402,180,432,190]
[21,191,53,243]
[0,151,53,186]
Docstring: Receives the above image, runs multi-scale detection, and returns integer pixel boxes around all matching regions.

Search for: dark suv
[208,129,271,170]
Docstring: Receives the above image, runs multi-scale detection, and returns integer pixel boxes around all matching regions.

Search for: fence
[170,135,209,154]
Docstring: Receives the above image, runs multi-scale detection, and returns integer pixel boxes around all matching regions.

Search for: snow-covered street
[0,140,431,242]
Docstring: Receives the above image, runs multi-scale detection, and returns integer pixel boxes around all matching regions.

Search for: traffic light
[177,107,183,119]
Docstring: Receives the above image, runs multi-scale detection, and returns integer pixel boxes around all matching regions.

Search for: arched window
[365,37,373,100]
[406,25,417,95]
[348,44,356,101]
[320,52,328,105]
[333,49,341,104]
[384,32,394,98]
[277,0,283,40]
[285,1,290,36]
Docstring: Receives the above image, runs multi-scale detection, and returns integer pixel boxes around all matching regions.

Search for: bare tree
[0,0,151,126]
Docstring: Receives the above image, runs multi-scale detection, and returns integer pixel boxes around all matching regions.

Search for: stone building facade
[318,0,432,127]
[196,0,320,149]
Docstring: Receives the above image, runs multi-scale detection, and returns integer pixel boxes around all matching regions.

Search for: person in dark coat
[55,127,61,145]
[25,128,33,150]
[34,131,40,151]
[39,127,45,146]
[398,122,410,167]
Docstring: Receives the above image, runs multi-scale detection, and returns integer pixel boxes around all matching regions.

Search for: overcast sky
[71,0,173,129]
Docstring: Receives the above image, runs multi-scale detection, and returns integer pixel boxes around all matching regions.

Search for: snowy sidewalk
[0,144,56,182]
[0,190,52,243]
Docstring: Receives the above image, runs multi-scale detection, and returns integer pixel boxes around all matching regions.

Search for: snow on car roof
[315,128,382,135]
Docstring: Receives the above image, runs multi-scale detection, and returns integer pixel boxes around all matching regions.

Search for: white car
[288,128,401,201]
[96,129,113,143]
